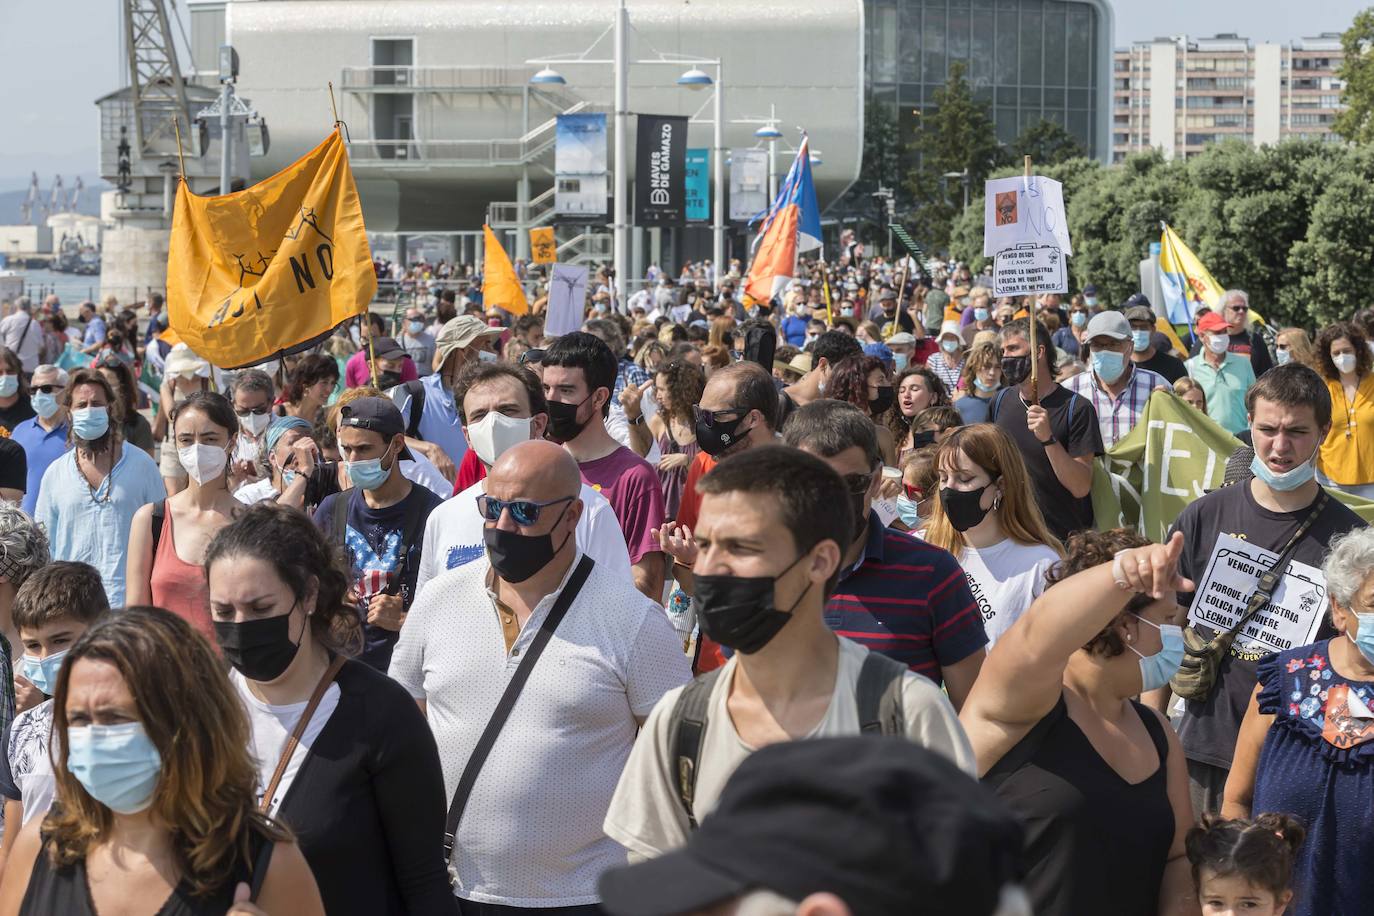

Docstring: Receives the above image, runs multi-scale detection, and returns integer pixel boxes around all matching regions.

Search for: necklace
[77,450,113,504]
[1340,380,1360,439]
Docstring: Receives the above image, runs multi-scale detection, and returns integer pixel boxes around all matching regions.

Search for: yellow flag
[1158,223,1224,325]
[167,129,375,369]
[482,225,529,315]
[529,227,556,265]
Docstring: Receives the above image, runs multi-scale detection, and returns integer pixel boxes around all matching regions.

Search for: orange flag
[482,224,529,315]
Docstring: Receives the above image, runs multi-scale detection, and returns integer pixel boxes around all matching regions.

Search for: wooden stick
[1025,155,1040,405]
[172,116,187,179]
[820,261,834,326]
[328,81,340,128]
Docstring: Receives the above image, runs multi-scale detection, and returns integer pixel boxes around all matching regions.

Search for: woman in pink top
[125,391,241,640]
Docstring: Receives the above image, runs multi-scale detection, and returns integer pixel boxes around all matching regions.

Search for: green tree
[904,61,1005,251]
[1334,9,1374,143]
[1009,118,1087,167]
[861,102,901,193]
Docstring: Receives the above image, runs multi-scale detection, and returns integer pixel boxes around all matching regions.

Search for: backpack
[990,386,1078,431]
[665,650,908,828]
[149,500,168,557]
[400,379,426,440]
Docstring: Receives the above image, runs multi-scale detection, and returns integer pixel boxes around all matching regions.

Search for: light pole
[942,169,970,212]
[732,105,782,201]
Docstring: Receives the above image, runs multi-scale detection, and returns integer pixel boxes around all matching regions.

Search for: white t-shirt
[959,538,1061,647]
[388,553,691,906]
[231,670,341,816]
[414,479,632,598]
[234,477,279,504]
[399,456,449,498]
[603,636,976,859]
[6,700,55,826]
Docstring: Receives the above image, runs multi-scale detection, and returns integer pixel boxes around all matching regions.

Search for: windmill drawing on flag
[744,135,822,303]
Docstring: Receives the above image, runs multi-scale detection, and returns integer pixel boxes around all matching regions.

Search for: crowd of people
[0,251,1369,914]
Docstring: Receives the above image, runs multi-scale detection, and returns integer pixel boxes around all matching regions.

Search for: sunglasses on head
[902,483,926,501]
[476,494,573,526]
[519,348,546,367]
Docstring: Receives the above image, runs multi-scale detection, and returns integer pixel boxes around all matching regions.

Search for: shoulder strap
[990,386,1012,421]
[260,654,345,813]
[246,829,275,903]
[1131,700,1170,763]
[855,650,908,737]
[329,488,355,547]
[150,499,167,558]
[667,668,725,830]
[1224,491,1329,639]
[404,380,426,440]
[443,555,595,859]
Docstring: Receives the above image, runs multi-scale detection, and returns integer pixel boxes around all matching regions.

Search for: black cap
[338,397,414,460]
[371,336,408,361]
[1122,292,1151,311]
[598,738,1024,916]
[1083,283,1099,297]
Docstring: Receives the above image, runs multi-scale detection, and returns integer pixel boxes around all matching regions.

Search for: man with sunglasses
[227,368,275,488]
[312,397,443,671]
[415,362,632,597]
[390,440,689,911]
[11,365,69,516]
[781,401,986,711]
[1209,289,1274,377]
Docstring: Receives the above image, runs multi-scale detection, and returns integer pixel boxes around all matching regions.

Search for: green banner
[1091,391,1374,541]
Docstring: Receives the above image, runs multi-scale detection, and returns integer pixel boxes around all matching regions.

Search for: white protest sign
[992,244,1067,297]
[545,264,589,337]
[1186,533,1328,661]
[982,175,1073,256]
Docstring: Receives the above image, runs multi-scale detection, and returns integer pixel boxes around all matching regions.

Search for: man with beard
[32,368,164,607]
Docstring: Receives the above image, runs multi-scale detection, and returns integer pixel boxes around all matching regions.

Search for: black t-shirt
[991,384,1103,541]
[313,483,442,672]
[1134,349,1187,384]
[1169,482,1366,769]
[0,396,35,437]
[0,438,26,493]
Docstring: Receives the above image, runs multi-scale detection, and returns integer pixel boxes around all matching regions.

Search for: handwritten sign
[1186,533,1327,661]
[992,244,1066,297]
[982,175,1072,257]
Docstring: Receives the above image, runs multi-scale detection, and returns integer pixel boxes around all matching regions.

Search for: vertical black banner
[635,114,688,226]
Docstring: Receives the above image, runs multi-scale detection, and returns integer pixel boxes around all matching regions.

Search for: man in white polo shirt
[389,440,690,913]
[413,362,631,597]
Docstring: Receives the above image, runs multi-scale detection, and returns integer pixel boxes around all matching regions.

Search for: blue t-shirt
[780,315,809,347]
[11,418,70,516]
[390,374,468,469]
[313,483,442,672]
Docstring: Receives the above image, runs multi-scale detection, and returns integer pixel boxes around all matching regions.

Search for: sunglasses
[33,384,65,394]
[236,406,271,416]
[842,471,875,496]
[1225,305,1247,313]
[692,405,748,428]
[902,483,926,501]
[476,494,573,526]
[520,348,546,367]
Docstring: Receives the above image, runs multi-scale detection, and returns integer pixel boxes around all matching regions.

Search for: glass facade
[866,0,1104,161]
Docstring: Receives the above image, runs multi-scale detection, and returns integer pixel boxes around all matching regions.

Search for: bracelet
[1040,435,1058,447]
[1111,548,1137,591]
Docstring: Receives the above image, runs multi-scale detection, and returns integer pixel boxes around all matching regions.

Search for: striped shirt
[1066,363,1168,449]
[825,512,987,683]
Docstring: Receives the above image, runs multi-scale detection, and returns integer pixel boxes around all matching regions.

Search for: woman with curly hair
[827,354,897,465]
[625,359,704,520]
[1315,321,1374,498]
[961,528,1195,916]
[279,354,340,426]
[0,605,324,915]
[205,503,457,916]
[889,364,949,458]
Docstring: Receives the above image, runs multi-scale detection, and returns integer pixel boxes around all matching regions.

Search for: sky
[0,0,1369,192]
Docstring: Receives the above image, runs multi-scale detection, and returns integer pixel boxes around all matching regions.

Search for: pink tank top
[149,505,214,642]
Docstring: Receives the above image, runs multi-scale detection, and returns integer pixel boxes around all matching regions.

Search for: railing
[488,186,558,227]
[348,102,599,166]
[342,66,539,93]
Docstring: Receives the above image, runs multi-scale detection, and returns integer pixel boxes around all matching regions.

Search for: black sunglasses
[520,348,547,367]
[33,384,65,394]
[692,405,748,428]
[842,471,875,496]
[236,406,272,416]
[476,494,573,526]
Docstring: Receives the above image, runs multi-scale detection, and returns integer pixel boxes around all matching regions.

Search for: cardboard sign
[992,243,1067,297]
[982,175,1073,256]
[1186,533,1327,661]
[530,227,556,264]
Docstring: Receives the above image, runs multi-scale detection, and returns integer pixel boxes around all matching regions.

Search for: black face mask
[695,412,751,457]
[214,610,305,682]
[692,553,810,654]
[483,504,574,583]
[1000,355,1032,386]
[377,370,403,391]
[912,429,937,449]
[546,396,591,444]
[868,386,895,416]
[940,484,994,533]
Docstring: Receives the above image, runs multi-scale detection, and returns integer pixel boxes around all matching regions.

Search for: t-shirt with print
[603,636,977,859]
[959,539,1060,647]
[1170,481,1366,770]
[990,384,1103,541]
[313,483,442,672]
[0,699,55,828]
[0,398,35,437]
[577,445,665,565]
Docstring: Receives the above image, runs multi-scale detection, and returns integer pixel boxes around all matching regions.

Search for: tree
[904,61,1005,251]
[861,102,901,194]
[1009,119,1087,167]
[1334,9,1374,143]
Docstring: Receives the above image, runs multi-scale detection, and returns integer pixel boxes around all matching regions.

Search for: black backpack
[401,379,426,440]
[665,650,908,828]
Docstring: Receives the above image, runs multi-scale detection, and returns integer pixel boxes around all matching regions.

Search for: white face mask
[1334,353,1358,375]
[1207,334,1231,355]
[238,410,272,437]
[177,443,229,484]
[467,411,533,467]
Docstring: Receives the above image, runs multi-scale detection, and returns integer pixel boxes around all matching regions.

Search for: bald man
[389,439,690,910]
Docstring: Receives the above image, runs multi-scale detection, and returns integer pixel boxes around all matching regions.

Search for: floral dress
[1252,639,1374,916]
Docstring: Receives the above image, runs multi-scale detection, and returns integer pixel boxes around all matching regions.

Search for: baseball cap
[863,342,894,363]
[1124,304,1156,325]
[1122,292,1152,311]
[1084,311,1131,341]
[370,336,407,361]
[1197,311,1229,333]
[598,737,1025,916]
[435,315,504,365]
[1083,283,1099,297]
[338,397,415,460]
[886,332,916,347]
[878,287,897,302]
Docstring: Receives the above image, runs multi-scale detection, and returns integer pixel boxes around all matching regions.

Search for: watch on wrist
[629,413,645,426]
[1040,435,1057,447]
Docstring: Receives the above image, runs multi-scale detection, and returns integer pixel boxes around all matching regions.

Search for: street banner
[983,173,1071,297]
[744,136,822,303]
[166,128,374,370]
[545,264,588,337]
[481,225,529,315]
[635,115,688,226]
[554,113,608,217]
[685,148,710,221]
[1159,222,1225,325]
[728,148,768,222]
[530,227,556,264]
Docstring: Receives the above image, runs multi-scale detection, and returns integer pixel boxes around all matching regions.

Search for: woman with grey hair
[1223,525,1374,916]
[0,504,50,725]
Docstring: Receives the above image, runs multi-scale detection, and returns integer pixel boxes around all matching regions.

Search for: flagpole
[820,261,834,327]
[1024,155,1039,407]
[328,81,340,128]
[172,117,187,180]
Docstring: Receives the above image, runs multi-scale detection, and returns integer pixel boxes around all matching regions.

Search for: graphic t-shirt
[577,446,665,565]
[2,699,55,826]
[959,539,1060,647]
[313,484,442,671]
[1169,481,1366,769]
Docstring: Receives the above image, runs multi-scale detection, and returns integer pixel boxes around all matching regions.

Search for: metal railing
[347,102,599,166]
[488,186,558,228]
[341,65,565,96]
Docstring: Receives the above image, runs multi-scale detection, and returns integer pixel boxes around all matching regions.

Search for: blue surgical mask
[1350,612,1374,665]
[895,493,923,529]
[941,338,960,354]
[407,320,425,335]
[21,649,68,696]
[281,468,299,488]
[346,445,394,490]
[71,405,110,440]
[0,375,17,398]
[32,391,60,420]
[1249,446,1319,492]
[1132,330,1152,353]
[1071,312,1088,328]
[974,377,998,393]
[893,353,909,373]
[974,307,990,322]
[1275,348,1292,366]
[1130,615,1185,692]
[65,722,162,815]
[1091,350,1127,384]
